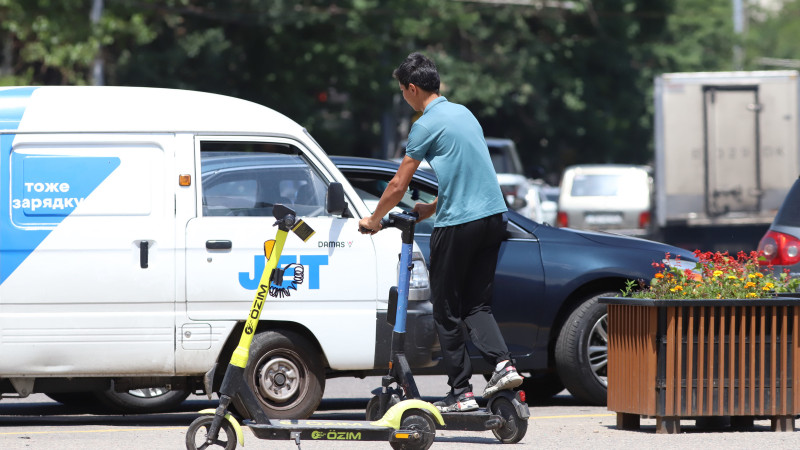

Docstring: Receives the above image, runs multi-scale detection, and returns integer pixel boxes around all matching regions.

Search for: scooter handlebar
[382,210,419,230]
[359,210,419,234]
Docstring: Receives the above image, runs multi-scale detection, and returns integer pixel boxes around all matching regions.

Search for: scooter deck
[245,418,395,441]
[438,410,503,431]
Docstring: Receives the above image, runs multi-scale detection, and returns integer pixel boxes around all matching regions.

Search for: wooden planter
[600,297,800,434]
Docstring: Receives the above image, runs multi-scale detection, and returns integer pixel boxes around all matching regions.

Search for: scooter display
[186,204,443,450]
[365,210,530,444]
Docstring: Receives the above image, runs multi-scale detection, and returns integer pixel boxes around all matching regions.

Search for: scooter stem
[230,228,288,369]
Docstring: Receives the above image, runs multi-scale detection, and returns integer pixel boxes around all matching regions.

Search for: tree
[0,0,156,85]
[0,0,743,180]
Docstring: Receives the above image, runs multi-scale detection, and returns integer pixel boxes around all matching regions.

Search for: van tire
[554,292,611,406]
[245,330,325,419]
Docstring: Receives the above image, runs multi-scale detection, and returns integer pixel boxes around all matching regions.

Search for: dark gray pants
[429,212,511,395]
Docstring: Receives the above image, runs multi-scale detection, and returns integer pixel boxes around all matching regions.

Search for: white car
[557,164,653,236]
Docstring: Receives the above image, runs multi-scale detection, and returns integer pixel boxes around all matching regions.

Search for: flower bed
[621,250,799,300]
[601,251,800,434]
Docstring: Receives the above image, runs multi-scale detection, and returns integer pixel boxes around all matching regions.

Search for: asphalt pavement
[0,375,799,449]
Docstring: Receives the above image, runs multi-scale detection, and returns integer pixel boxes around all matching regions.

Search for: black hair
[392,52,440,94]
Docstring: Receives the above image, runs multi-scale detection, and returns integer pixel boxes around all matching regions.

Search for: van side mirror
[326,182,348,216]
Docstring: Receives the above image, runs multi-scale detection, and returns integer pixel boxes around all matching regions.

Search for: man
[358,52,523,412]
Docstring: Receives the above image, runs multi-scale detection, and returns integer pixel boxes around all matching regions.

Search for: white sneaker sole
[483,372,523,398]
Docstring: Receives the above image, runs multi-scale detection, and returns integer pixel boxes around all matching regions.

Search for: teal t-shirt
[405,97,507,227]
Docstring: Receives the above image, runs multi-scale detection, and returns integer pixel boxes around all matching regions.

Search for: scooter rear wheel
[490,397,528,444]
[186,415,237,450]
[390,409,436,450]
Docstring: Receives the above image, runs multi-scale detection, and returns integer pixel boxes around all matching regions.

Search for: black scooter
[365,210,530,444]
[186,205,443,450]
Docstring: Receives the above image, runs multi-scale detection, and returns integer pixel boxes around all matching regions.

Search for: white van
[557,164,653,236]
[0,86,434,418]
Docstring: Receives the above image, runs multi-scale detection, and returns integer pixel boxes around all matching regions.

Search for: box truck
[653,70,800,251]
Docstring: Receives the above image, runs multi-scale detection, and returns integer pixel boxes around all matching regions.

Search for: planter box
[600,297,800,433]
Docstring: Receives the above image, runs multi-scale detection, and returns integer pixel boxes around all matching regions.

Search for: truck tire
[245,330,325,419]
[554,292,611,405]
[93,387,191,414]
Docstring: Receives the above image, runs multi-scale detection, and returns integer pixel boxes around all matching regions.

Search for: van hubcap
[257,357,299,402]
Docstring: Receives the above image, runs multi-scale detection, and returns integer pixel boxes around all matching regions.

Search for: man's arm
[358,156,421,233]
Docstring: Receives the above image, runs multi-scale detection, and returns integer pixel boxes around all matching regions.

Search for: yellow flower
[747,292,758,298]
[745,281,756,289]
[713,270,723,277]
[727,275,738,280]
[670,285,684,292]
[748,273,756,279]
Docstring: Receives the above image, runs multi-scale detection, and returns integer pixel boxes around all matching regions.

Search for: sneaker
[483,362,523,398]
[433,391,479,412]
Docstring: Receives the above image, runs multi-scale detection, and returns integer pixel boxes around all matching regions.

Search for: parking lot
[1,375,798,450]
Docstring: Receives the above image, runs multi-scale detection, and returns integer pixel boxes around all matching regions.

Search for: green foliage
[745,0,800,66]
[0,0,748,175]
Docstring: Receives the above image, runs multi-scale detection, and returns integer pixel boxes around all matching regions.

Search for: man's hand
[413,200,436,222]
[358,216,382,235]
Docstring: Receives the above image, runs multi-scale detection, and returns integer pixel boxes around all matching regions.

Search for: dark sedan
[333,156,697,405]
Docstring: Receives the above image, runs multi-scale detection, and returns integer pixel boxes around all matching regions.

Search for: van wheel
[554,292,611,406]
[246,330,325,419]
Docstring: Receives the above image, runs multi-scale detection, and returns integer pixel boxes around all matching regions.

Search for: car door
[337,162,546,369]
[0,134,176,375]
[184,138,379,366]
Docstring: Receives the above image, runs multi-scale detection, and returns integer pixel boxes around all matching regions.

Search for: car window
[569,172,646,198]
[199,141,330,217]
[344,172,438,235]
[773,180,800,227]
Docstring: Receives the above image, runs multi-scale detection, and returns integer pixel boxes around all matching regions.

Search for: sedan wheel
[554,292,612,405]
[586,314,609,388]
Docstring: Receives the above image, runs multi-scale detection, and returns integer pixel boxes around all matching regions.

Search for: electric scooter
[186,204,443,450]
[364,210,530,444]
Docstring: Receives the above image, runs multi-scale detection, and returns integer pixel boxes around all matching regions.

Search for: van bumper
[373,301,438,369]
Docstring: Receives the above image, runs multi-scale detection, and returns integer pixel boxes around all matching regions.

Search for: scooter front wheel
[186,415,237,450]
[365,393,400,421]
[490,397,528,444]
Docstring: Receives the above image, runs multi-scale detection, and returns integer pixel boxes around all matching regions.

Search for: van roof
[0,86,304,135]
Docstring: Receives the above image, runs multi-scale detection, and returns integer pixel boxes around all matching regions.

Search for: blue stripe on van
[1,88,41,283]
[0,87,120,284]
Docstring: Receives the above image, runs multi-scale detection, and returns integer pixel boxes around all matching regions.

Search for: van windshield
[570,172,646,198]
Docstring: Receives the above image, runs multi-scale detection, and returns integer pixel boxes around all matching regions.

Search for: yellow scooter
[185,204,442,450]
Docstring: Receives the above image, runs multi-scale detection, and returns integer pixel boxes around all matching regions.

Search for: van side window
[199,141,330,217]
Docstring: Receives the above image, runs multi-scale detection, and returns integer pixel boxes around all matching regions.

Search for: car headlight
[404,251,431,301]
[663,257,699,274]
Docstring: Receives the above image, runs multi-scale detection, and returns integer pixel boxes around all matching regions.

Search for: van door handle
[206,240,232,250]
[140,241,149,269]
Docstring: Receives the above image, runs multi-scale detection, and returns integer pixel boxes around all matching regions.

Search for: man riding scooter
[358,51,523,412]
